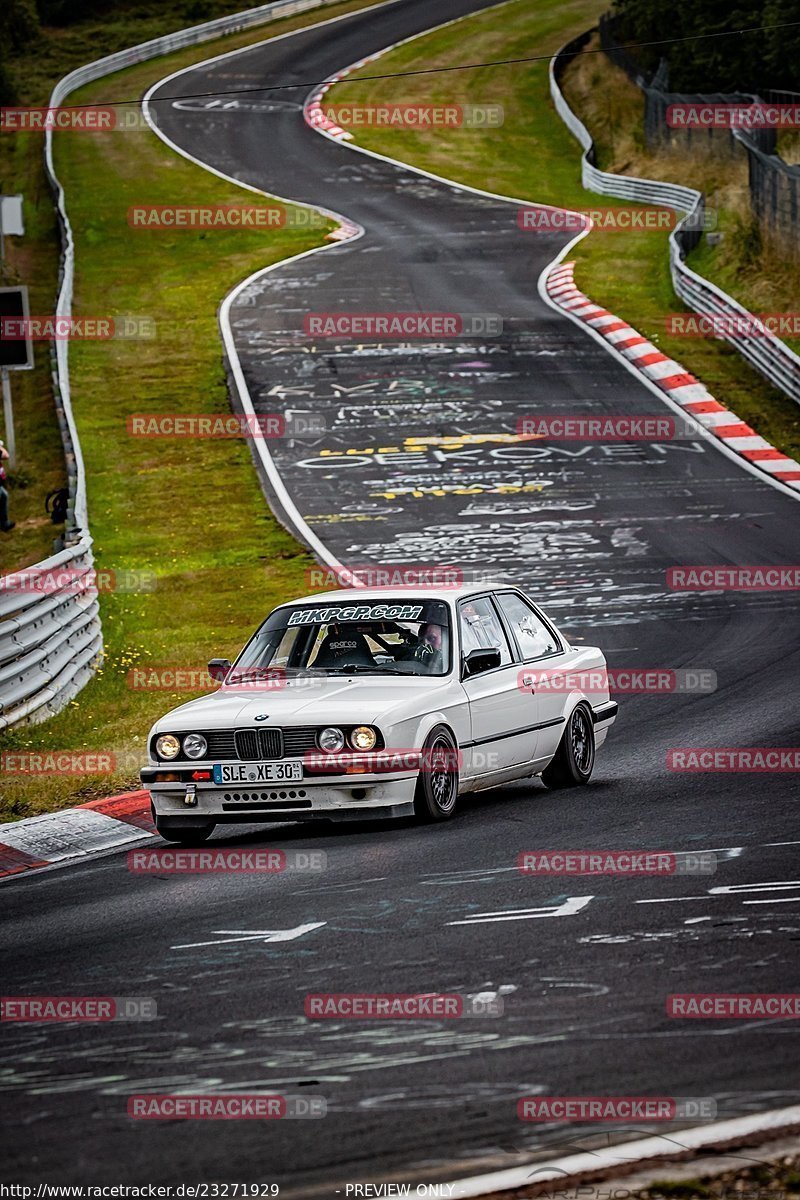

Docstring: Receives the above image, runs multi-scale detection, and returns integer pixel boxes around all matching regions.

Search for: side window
[497,593,560,660]
[459,597,513,666]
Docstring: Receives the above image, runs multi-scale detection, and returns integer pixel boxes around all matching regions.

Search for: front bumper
[142,764,418,821]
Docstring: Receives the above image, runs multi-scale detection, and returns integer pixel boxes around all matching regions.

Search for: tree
[762,0,800,90]
[0,0,40,103]
[610,0,798,93]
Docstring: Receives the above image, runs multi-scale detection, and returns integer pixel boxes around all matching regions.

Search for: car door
[494,591,568,761]
[458,595,538,774]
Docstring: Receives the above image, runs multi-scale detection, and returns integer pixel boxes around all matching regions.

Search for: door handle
[522,675,536,691]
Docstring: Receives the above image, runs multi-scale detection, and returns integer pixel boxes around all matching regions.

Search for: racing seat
[312,629,377,669]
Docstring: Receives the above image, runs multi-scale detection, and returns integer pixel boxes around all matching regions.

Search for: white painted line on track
[173,921,326,949]
[449,896,593,924]
[711,881,800,892]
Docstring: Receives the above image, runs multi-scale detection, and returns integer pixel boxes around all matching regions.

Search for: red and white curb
[0,790,154,879]
[446,1104,800,1198]
[305,75,354,141]
[546,262,800,492]
[304,50,386,142]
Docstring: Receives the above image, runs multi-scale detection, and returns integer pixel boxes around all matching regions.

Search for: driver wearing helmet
[408,622,444,673]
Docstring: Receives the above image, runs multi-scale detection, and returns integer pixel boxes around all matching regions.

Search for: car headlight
[349,725,377,751]
[156,734,181,760]
[319,726,345,753]
[182,733,208,760]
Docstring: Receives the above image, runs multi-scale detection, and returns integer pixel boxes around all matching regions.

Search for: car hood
[151,676,453,731]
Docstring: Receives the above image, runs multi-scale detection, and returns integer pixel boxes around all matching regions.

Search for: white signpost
[0,195,25,259]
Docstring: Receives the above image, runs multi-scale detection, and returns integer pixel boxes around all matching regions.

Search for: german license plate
[213,762,303,784]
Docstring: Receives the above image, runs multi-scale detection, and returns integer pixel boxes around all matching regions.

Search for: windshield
[234,599,452,678]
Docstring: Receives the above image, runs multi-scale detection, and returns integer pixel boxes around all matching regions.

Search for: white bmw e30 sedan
[141,583,617,843]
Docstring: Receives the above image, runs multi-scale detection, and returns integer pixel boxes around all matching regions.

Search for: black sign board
[0,286,33,370]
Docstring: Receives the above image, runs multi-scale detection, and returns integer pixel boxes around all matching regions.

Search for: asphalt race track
[2,0,800,1190]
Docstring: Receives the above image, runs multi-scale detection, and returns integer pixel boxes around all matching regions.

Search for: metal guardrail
[550,34,800,407]
[1,0,342,730]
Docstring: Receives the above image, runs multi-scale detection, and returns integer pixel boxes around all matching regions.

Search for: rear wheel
[413,726,459,822]
[541,703,595,789]
[155,819,216,845]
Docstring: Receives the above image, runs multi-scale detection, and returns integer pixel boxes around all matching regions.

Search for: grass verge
[0,0,389,822]
[322,0,800,461]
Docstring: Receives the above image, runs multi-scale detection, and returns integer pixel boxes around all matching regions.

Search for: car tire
[155,819,216,845]
[541,703,595,789]
[413,726,459,822]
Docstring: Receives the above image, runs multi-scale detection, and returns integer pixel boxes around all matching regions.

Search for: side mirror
[462,647,502,678]
[208,658,232,682]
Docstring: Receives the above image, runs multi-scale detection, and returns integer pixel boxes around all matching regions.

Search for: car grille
[171,727,319,762]
[235,728,283,760]
[283,728,322,757]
